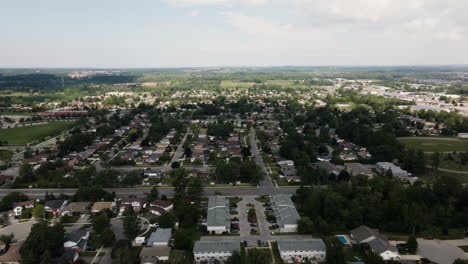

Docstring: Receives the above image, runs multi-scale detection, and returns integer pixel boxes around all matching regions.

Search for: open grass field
[0,150,13,161]
[220,80,256,89]
[0,122,72,145]
[397,137,468,152]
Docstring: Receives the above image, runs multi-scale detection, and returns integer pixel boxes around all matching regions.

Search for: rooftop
[271,194,300,228]
[207,196,230,228]
[147,228,172,245]
[277,239,326,252]
[193,240,240,253]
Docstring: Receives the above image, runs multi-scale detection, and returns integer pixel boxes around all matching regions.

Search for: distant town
[0,67,467,264]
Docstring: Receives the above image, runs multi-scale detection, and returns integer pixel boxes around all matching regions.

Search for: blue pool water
[337,235,347,244]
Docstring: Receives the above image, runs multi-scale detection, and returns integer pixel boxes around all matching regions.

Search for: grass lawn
[424,153,468,172]
[169,249,193,264]
[0,150,13,161]
[220,81,256,89]
[270,241,283,264]
[419,170,468,184]
[397,137,468,152]
[458,246,468,252]
[0,122,72,145]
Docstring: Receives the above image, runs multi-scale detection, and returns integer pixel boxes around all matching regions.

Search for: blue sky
[1,0,467,67]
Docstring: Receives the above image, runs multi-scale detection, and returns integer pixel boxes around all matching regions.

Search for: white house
[277,239,327,263]
[193,240,240,264]
[13,200,35,216]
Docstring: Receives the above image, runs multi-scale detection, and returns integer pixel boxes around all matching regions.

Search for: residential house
[277,239,327,263]
[0,175,13,186]
[310,161,342,178]
[350,225,400,261]
[376,162,408,178]
[193,240,240,264]
[119,197,144,213]
[91,201,116,213]
[139,246,171,264]
[146,228,172,247]
[149,200,173,216]
[0,241,23,264]
[61,202,90,216]
[344,163,373,178]
[64,229,90,251]
[12,200,35,217]
[44,200,67,215]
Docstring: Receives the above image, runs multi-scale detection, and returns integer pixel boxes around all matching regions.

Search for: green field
[397,137,468,152]
[0,150,13,161]
[220,80,256,89]
[0,122,72,145]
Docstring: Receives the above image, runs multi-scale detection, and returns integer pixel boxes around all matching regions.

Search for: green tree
[32,204,46,219]
[0,192,28,211]
[297,216,315,234]
[146,186,159,202]
[246,248,271,264]
[92,212,110,234]
[407,235,418,254]
[111,240,136,264]
[20,222,65,264]
[226,250,243,264]
[99,227,116,247]
[158,212,176,229]
[123,213,141,240]
[325,237,345,264]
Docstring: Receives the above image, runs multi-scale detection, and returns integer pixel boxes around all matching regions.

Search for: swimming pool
[336,235,348,244]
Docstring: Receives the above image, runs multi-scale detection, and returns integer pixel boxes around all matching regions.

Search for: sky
[0,0,467,68]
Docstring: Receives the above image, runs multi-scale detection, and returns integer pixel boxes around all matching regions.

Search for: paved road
[249,129,274,188]
[426,166,468,174]
[167,128,191,169]
[0,186,299,199]
[0,219,37,241]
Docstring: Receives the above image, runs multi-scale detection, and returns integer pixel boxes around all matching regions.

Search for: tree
[32,204,46,219]
[92,213,110,234]
[146,186,159,202]
[111,240,136,264]
[73,186,113,202]
[325,237,345,264]
[187,177,203,202]
[0,191,28,211]
[20,222,65,264]
[123,213,141,240]
[247,248,271,263]
[226,250,243,264]
[158,212,176,229]
[0,233,14,251]
[407,235,418,254]
[173,230,195,250]
[99,227,115,247]
[297,216,315,234]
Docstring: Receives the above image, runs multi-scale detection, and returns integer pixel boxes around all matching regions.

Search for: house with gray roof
[350,225,400,261]
[271,194,300,233]
[146,228,172,247]
[207,196,230,234]
[344,163,373,178]
[277,239,327,263]
[61,202,90,216]
[193,240,240,264]
[64,229,89,251]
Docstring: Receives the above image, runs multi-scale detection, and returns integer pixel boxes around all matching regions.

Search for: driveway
[0,219,37,241]
[418,238,468,264]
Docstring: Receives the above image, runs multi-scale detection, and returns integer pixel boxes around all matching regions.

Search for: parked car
[250,228,258,232]
[250,223,257,227]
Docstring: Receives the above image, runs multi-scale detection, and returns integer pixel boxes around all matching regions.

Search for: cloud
[163,0,269,6]
[189,9,200,16]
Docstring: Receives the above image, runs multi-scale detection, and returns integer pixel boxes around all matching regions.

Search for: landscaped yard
[397,137,468,152]
[0,122,73,145]
[0,150,13,161]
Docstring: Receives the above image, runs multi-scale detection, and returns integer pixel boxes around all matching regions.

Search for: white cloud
[163,0,269,6]
[189,9,200,16]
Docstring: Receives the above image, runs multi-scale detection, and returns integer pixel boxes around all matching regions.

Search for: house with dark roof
[64,229,90,251]
[149,200,173,216]
[139,246,171,264]
[44,200,67,215]
[146,228,172,247]
[350,225,400,261]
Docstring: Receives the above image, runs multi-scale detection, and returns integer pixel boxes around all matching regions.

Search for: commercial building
[207,196,230,234]
[271,194,300,233]
[193,240,240,264]
[277,239,327,263]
